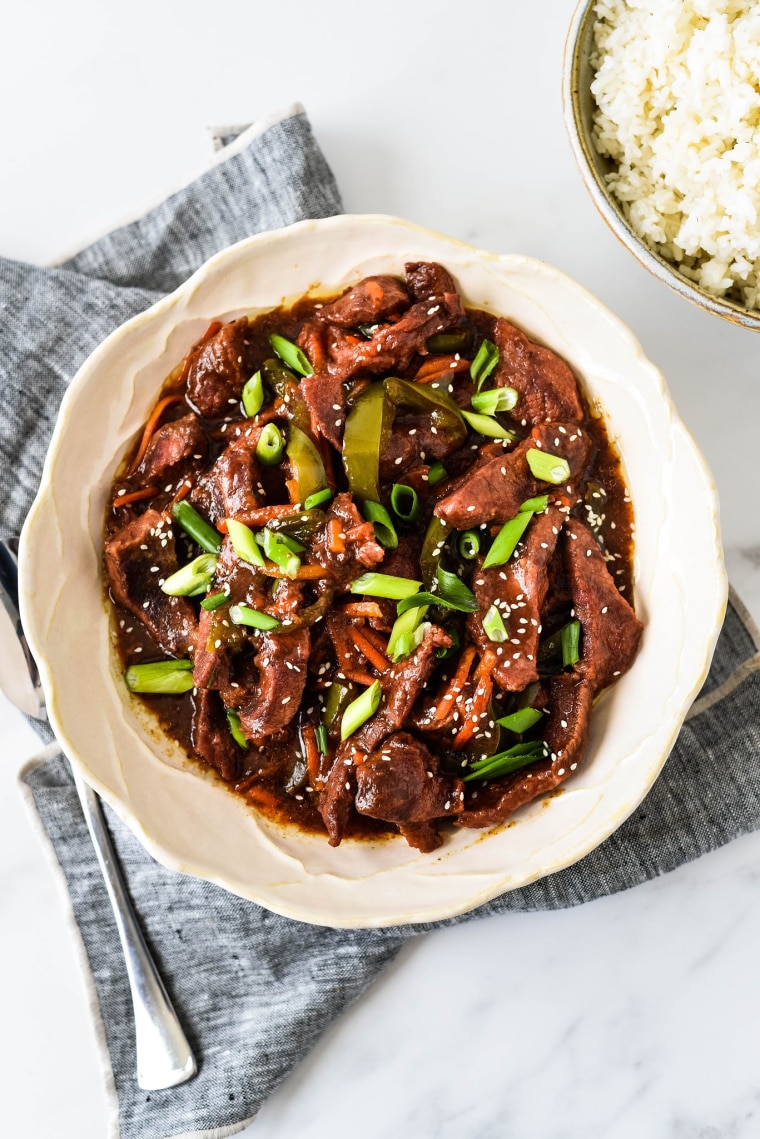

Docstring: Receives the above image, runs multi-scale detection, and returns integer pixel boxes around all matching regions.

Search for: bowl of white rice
[564,0,760,330]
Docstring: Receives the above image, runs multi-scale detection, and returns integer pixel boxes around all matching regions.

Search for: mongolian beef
[104,262,643,853]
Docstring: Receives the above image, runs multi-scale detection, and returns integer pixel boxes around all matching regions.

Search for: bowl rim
[18,213,728,927]
[562,0,760,332]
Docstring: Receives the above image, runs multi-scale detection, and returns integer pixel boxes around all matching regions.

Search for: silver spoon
[0,537,197,1090]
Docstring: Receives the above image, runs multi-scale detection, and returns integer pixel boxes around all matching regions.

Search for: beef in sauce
[105,264,642,852]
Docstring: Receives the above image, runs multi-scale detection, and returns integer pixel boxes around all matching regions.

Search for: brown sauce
[106,288,636,840]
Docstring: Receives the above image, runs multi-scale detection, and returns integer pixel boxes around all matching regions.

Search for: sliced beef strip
[397,821,444,854]
[493,318,584,426]
[312,492,385,588]
[468,506,566,691]
[300,371,346,450]
[327,292,463,384]
[564,517,643,693]
[296,322,327,373]
[457,670,593,829]
[355,732,464,845]
[105,508,197,655]
[319,752,360,848]
[348,623,451,756]
[192,606,233,691]
[318,624,450,845]
[214,536,271,608]
[315,275,411,327]
[186,318,253,419]
[133,412,208,489]
[191,688,242,783]
[435,423,590,528]
[237,629,310,742]
[191,443,262,527]
[379,411,461,480]
[405,262,457,301]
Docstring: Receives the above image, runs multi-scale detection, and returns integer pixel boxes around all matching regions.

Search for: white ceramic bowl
[563,0,760,331]
[19,214,727,928]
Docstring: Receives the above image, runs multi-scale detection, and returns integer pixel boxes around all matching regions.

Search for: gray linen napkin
[8,105,760,1139]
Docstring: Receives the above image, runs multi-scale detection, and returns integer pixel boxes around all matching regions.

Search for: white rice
[591,0,760,308]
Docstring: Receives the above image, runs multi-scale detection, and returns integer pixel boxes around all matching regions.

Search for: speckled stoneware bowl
[563,0,760,331]
[18,214,727,928]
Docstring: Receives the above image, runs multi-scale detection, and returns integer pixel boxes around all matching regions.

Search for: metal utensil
[1,536,196,1090]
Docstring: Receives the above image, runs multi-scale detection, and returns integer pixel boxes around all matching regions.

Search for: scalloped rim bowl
[19,214,727,928]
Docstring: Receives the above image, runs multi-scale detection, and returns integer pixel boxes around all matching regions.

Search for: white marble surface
[2,1,760,1136]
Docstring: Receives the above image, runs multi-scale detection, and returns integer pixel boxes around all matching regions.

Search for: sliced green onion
[526,447,571,485]
[171,501,222,554]
[350,572,422,600]
[125,659,194,694]
[315,724,329,754]
[357,322,381,339]
[434,563,479,611]
[561,619,581,667]
[160,553,217,597]
[496,707,544,734]
[464,740,549,782]
[390,483,420,523]
[241,370,264,417]
[396,591,469,616]
[482,511,533,570]
[482,604,509,643]
[304,487,333,510]
[341,680,383,741]
[457,529,480,560]
[387,605,428,662]
[200,590,229,611]
[268,333,314,377]
[229,604,280,630]
[226,518,266,568]
[426,329,473,354]
[362,500,398,549]
[226,709,249,748]
[470,338,499,390]
[260,527,301,578]
[520,495,549,513]
[256,422,285,466]
[427,461,447,486]
[471,387,518,416]
[461,409,515,440]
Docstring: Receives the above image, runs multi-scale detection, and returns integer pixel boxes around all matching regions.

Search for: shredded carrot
[216,518,229,534]
[350,627,390,673]
[302,723,322,787]
[431,645,477,723]
[201,319,222,340]
[359,625,390,656]
[452,650,497,748]
[342,669,379,688]
[266,562,327,581]
[128,394,184,474]
[286,477,300,505]
[339,602,385,620]
[112,485,159,509]
[170,479,193,507]
[414,356,471,384]
[327,518,346,554]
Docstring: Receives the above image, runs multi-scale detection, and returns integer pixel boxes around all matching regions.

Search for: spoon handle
[72,766,197,1090]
